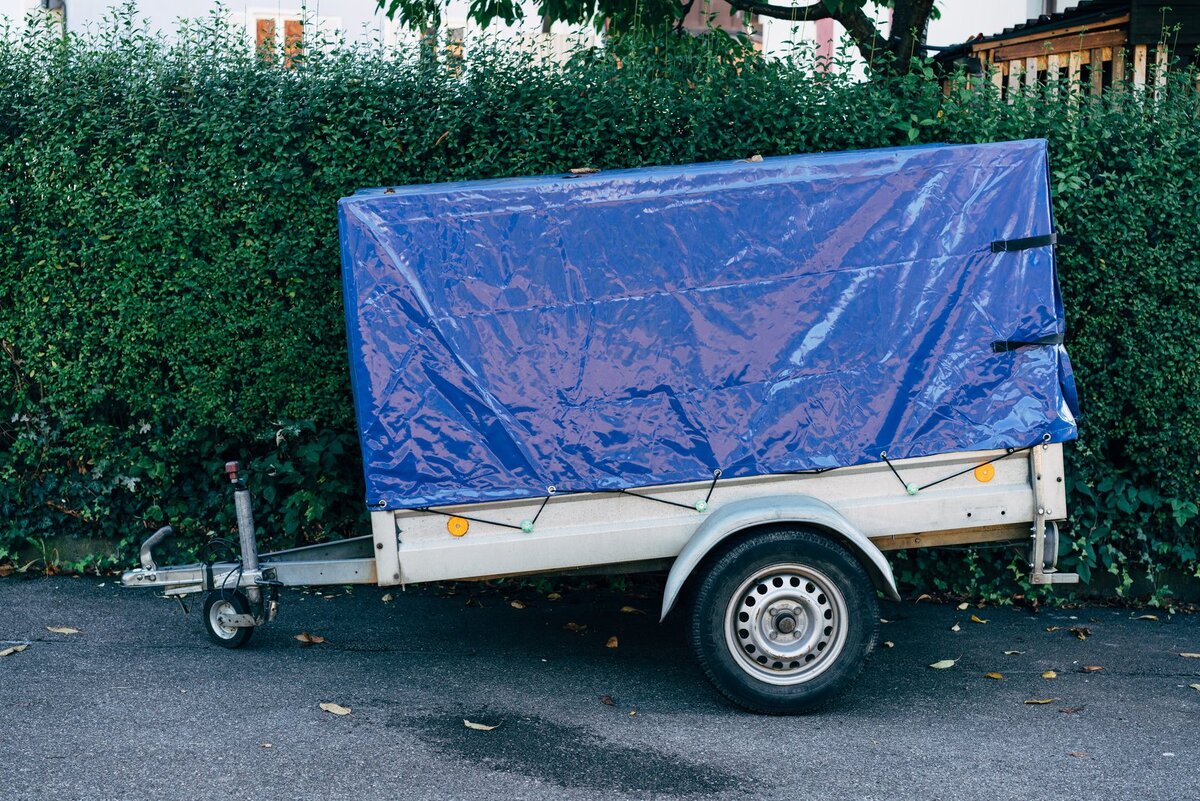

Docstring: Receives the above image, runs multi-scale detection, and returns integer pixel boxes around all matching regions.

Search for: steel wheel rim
[723,563,849,685]
[209,599,239,639]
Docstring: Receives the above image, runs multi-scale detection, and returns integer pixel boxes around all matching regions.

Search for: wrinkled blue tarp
[338,139,1078,510]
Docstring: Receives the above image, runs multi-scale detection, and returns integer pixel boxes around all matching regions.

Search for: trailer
[123,139,1080,713]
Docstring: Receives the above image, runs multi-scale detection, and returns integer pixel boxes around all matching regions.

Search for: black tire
[688,528,878,714]
[202,590,256,649]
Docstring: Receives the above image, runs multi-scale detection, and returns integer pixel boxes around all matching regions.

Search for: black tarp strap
[991,232,1057,253]
[992,332,1065,353]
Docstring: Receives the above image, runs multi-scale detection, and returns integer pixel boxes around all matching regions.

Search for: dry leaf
[1068,752,1088,759]
[883,641,895,648]
[629,710,637,717]
[510,600,526,610]
[985,672,1004,680]
[915,594,932,603]
[741,154,764,163]
[319,702,351,716]
[929,658,958,669]
[1178,653,1200,658]
[606,636,619,649]
[381,593,394,603]
[1069,626,1090,641]
[464,719,498,731]
[0,564,13,577]
[956,602,970,611]
[950,623,961,632]
[294,632,326,645]
[1024,698,1057,705]
[46,626,80,635]
[563,622,587,632]
[1189,684,1200,692]
[546,592,562,601]
[971,614,989,624]
[1042,670,1057,679]
[1059,706,1086,714]
[0,644,29,657]
[880,618,890,624]
[599,694,615,706]
[620,606,644,615]
[1081,665,1104,673]
[260,742,273,749]
[1044,626,1061,632]
[1134,614,1158,621]
[1004,650,1025,656]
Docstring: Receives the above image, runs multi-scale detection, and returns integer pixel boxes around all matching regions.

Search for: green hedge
[1,14,1197,598]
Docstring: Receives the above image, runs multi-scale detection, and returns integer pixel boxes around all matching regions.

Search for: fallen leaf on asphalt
[546,592,562,601]
[629,710,637,717]
[319,702,351,716]
[0,564,13,577]
[1024,698,1057,705]
[929,658,958,669]
[1069,627,1090,641]
[381,593,394,603]
[971,614,988,624]
[985,672,1004,680]
[950,623,961,632]
[1042,670,1057,679]
[1179,653,1200,658]
[260,742,273,749]
[915,594,932,603]
[880,618,890,624]
[606,636,619,648]
[1081,665,1104,673]
[1004,650,1025,656]
[600,695,615,706]
[294,632,326,644]
[463,719,499,731]
[1068,752,1088,759]
[1189,684,1200,692]
[510,600,526,610]
[46,626,80,635]
[1134,614,1158,621]
[956,602,970,611]
[563,622,587,632]
[620,606,644,615]
[883,641,894,648]
[1045,626,1062,632]
[0,645,29,657]
[1059,706,1086,714]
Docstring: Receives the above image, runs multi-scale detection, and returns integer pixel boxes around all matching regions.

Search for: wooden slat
[1046,53,1061,96]
[1007,60,1022,100]
[993,27,1126,62]
[1068,50,1083,95]
[969,14,1128,53]
[1113,46,1127,86]
[1090,48,1104,95]
[1133,43,1148,86]
[1025,55,1038,87]
[873,524,1028,552]
[1155,43,1169,90]
[991,62,1005,91]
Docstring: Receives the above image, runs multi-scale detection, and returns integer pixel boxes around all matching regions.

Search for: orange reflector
[973,463,995,483]
[447,517,469,537]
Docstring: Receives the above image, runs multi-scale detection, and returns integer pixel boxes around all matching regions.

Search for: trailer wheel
[202,590,255,649]
[688,528,878,714]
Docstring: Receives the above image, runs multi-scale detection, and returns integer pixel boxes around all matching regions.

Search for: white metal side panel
[376,445,1067,585]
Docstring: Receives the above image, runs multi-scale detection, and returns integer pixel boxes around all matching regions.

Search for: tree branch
[723,0,888,71]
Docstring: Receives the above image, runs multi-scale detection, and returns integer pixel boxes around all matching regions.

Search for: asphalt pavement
[1,575,1198,801]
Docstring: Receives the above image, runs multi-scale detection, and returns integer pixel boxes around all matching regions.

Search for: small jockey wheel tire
[202,590,256,649]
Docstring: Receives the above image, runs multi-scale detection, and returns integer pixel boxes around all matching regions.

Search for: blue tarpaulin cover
[338,139,1078,510]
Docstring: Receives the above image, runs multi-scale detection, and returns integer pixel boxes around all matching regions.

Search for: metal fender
[660,495,901,620]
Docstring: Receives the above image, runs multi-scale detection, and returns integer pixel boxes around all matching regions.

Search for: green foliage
[0,13,1197,596]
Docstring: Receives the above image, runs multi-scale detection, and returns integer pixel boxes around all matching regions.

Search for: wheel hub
[724,564,849,685]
